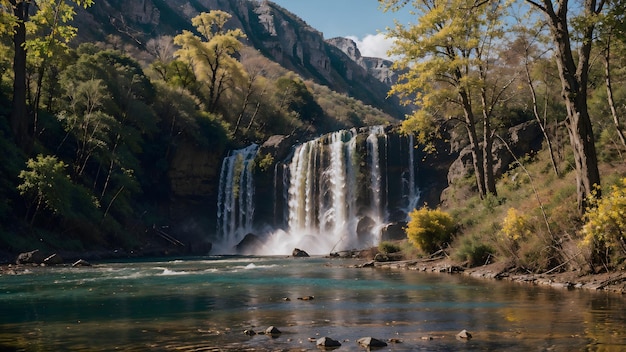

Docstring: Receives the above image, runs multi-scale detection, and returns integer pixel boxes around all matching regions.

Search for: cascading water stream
[215,144,259,251]
[403,134,420,217]
[367,126,385,225]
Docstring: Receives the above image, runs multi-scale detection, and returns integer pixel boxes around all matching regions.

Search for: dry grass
[441,140,626,273]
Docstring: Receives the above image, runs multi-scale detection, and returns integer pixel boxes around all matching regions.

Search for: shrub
[454,234,494,267]
[495,208,531,258]
[582,178,626,269]
[378,241,401,254]
[405,206,456,254]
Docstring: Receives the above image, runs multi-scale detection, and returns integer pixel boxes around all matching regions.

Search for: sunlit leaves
[406,206,456,253]
[582,179,626,267]
[17,154,99,223]
[174,11,247,112]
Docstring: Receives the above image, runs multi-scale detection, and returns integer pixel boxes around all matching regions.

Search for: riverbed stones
[456,329,472,340]
[357,337,387,348]
[264,326,281,336]
[316,336,341,348]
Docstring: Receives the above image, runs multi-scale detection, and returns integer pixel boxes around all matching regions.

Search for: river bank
[2,247,626,295]
[364,256,626,294]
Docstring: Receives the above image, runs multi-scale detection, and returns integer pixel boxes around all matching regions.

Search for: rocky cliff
[326,37,399,86]
[75,0,408,119]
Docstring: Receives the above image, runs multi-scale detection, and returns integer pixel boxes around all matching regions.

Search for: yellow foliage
[405,206,456,253]
[582,178,626,261]
[499,208,533,242]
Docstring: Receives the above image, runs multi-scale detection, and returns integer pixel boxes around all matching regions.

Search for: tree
[596,0,626,148]
[17,154,98,226]
[174,10,247,114]
[524,0,603,212]
[1,0,93,150]
[58,47,156,220]
[381,0,508,198]
[508,23,561,176]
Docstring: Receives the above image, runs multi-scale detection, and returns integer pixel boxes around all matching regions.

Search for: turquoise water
[1,257,625,351]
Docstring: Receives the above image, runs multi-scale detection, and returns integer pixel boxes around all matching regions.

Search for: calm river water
[1,256,625,351]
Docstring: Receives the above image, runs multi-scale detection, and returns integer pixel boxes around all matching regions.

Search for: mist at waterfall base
[215,127,420,255]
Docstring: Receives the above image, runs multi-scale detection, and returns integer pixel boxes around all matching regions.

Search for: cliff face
[326,37,399,86]
[75,0,408,118]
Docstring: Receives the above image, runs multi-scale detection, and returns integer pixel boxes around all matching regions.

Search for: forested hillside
[0,1,398,261]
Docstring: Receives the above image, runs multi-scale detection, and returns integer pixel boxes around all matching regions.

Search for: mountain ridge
[73,0,409,119]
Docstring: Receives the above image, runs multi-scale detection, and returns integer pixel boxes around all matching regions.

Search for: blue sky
[270,0,414,59]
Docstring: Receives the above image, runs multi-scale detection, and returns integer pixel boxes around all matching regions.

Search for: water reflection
[1,257,625,351]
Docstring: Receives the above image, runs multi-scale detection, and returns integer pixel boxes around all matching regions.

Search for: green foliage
[483,193,503,213]
[17,154,99,224]
[582,179,626,268]
[275,76,323,123]
[378,241,402,254]
[454,234,494,267]
[406,206,456,253]
[256,153,274,172]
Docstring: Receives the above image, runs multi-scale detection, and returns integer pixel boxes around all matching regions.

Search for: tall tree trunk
[534,0,602,213]
[10,0,32,150]
[460,91,486,198]
[481,89,497,196]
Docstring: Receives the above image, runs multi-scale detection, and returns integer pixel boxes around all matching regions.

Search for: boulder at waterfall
[235,234,264,254]
[381,222,408,241]
[356,216,376,241]
[292,248,310,257]
[16,250,47,265]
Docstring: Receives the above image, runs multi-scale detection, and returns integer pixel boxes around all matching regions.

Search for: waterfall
[213,127,421,255]
[285,129,359,251]
[215,144,259,251]
[367,126,385,224]
[258,127,396,255]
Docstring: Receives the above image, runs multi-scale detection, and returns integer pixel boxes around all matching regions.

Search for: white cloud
[347,33,396,61]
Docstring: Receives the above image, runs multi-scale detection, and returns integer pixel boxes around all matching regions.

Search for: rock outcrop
[327,37,399,86]
[447,120,543,185]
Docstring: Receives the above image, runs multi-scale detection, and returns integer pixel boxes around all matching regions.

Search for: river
[1,256,625,351]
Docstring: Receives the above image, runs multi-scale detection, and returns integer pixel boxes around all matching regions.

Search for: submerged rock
[265,326,281,336]
[316,336,342,348]
[357,337,388,348]
[456,329,472,340]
